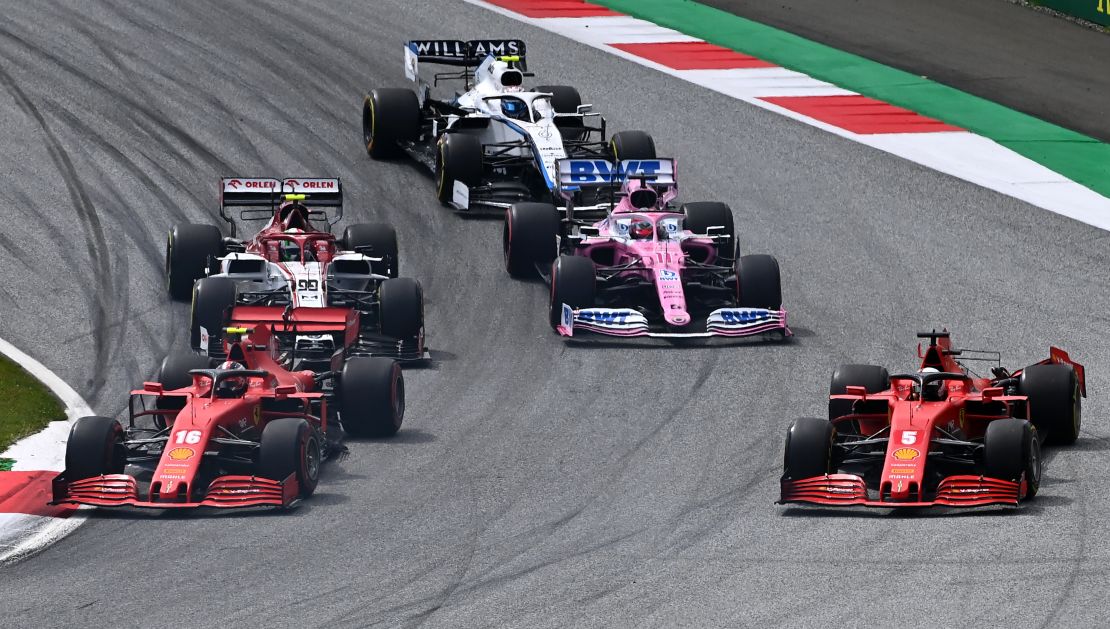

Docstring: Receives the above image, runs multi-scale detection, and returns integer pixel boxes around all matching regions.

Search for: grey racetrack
[1,2,1109,627]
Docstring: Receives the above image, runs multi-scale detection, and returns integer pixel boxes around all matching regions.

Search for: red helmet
[216,361,247,398]
[629,220,654,240]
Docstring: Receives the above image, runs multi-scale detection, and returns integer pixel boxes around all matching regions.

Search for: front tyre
[549,255,596,328]
[363,88,420,158]
[65,416,125,480]
[258,417,320,498]
[783,417,835,481]
[344,223,399,277]
[435,133,483,205]
[190,277,237,352]
[166,224,223,301]
[504,202,559,277]
[735,254,782,310]
[379,277,424,341]
[983,418,1041,499]
[339,357,405,438]
[609,130,657,162]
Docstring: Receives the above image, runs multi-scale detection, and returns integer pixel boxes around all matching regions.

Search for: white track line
[0,336,92,564]
[463,0,1110,230]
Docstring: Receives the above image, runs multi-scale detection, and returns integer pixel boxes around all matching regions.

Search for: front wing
[556,304,790,338]
[51,472,300,509]
[779,473,1023,508]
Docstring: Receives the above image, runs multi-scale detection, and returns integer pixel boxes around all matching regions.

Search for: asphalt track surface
[702,0,1110,143]
[1,2,1109,627]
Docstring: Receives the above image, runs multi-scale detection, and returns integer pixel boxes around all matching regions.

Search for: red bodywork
[52,326,324,509]
[226,200,362,343]
[780,334,1085,508]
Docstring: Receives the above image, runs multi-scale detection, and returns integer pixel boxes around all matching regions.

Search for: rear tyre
[190,277,237,352]
[983,418,1041,498]
[363,88,420,158]
[504,202,559,277]
[1019,364,1081,445]
[65,416,125,480]
[435,133,483,205]
[536,84,584,138]
[681,202,736,264]
[549,255,596,328]
[344,223,399,277]
[609,130,657,162]
[339,357,405,438]
[828,364,890,423]
[735,254,782,309]
[166,224,223,301]
[379,277,424,340]
[258,417,320,498]
[783,417,835,480]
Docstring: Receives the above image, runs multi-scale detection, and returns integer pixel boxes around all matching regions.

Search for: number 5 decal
[901,430,918,445]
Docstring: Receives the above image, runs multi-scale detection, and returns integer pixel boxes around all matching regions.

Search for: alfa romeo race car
[503,157,789,339]
[362,38,657,211]
[165,177,428,364]
[779,330,1086,509]
[52,325,404,509]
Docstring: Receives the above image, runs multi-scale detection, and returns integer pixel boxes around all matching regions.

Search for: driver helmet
[501,98,529,121]
[629,187,658,210]
[216,361,248,397]
[629,219,654,240]
[919,366,948,401]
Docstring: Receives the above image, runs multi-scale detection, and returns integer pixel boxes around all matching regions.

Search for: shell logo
[168,447,194,461]
[892,447,920,461]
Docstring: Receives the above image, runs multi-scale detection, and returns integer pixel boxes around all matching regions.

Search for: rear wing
[556,158,677,198]
[404,39,527,85]
[218,177,343,235]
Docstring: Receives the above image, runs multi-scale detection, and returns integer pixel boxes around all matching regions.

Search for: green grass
[0,354,65,455]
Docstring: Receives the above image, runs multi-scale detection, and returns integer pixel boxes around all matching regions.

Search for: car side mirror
[274,384,296,400]
[845,386,867,398]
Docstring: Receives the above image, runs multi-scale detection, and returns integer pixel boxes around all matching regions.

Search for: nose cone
[664,310,690,326]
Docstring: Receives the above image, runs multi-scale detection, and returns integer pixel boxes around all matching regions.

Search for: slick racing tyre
[609,130,657,162]
[65,416,125,480]
[735,254,782,309]
[344,223,399,277]
[828,364,891,423]
[983,418,1041,499]
[339,357,405,438]
[435,133,483,205]
[783,417,835,481]
[1019,363,1081,445]
[549,255,596,328]
[504,202,559,277]
[258,418,320,498]
[363,88,420,158]
[166,224,223,301]
[190,277,237,352]
[681,202,736,264]
[155,351,211,417]
[379,277,424,340]
[535,84,584,137]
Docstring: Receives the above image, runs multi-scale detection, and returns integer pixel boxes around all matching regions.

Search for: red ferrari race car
[165,177,427,364]
[51,325,403,509]
[779,330,1085,509]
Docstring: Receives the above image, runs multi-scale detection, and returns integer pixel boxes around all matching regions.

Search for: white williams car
[362,39,658,211]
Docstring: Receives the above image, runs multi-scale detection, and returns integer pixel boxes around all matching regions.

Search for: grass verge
[0,353,65,457]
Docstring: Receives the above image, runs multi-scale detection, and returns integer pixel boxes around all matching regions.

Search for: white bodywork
[212,252,383,308]
[408,49,582,207]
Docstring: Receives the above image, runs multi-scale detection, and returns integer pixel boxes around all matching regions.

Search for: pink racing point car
[502,157,790,339]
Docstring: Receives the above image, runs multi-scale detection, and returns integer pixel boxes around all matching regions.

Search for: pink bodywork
[561,177,789,337]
